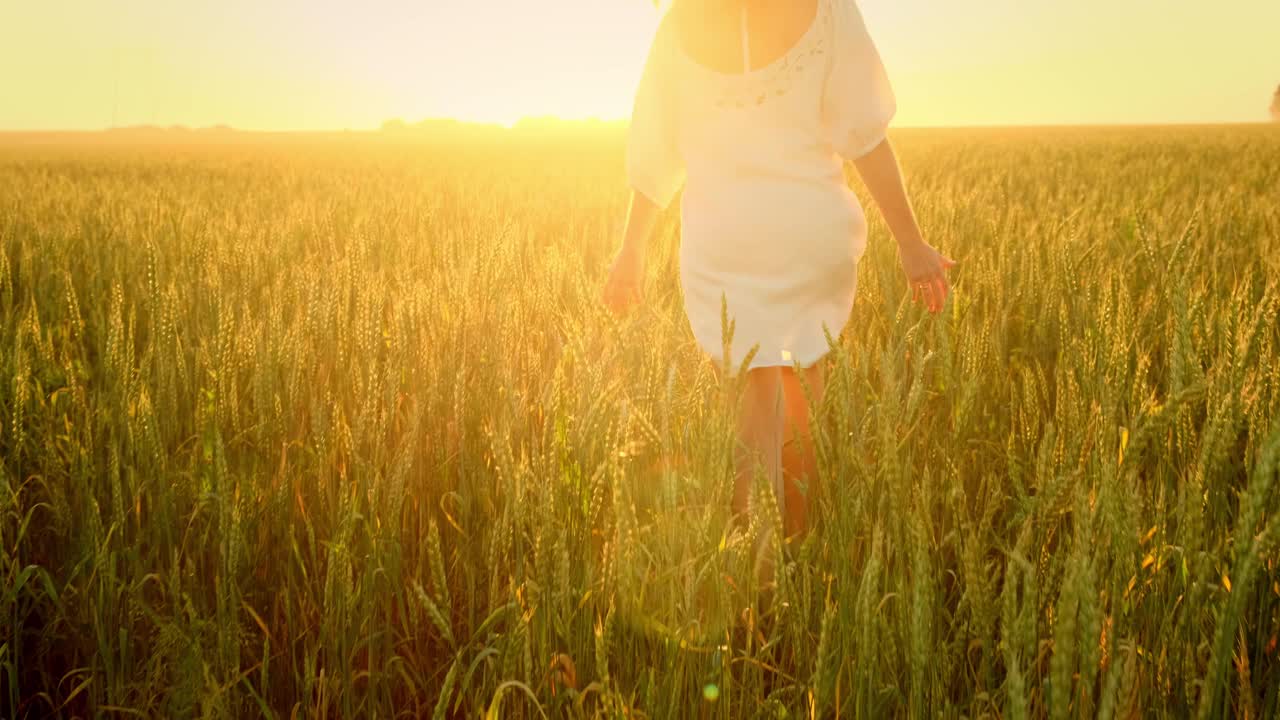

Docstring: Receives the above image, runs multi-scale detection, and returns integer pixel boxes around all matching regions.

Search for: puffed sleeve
[626,24,685,210]
[822,0,897,160]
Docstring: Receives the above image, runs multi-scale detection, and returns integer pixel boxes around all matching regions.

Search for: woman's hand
[602,245,646,314]
[604,191,660,314]
[897,237,957,314]
[851,140,957,314]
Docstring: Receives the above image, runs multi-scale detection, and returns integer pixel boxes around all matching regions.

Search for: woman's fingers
[928,252,955,313]
[903,247,956,314]
[909,273,949,314]
[913,281,930,309]
[604,280,642,314]
[912,279,934,312]
[931,275,948,313]
[603,281,622,312]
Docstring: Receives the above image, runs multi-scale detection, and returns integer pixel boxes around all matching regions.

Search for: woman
[603,0,955,541]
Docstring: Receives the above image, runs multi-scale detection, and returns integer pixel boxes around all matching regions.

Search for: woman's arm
[603,190,661,312]
[607,15,681,315]
[620,190,661,261]
[853,138,956,313]
[852,138,922,245]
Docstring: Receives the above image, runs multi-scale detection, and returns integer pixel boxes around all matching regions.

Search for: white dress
[627,0,896,371]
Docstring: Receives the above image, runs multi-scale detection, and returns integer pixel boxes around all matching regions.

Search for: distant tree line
[379,116,627,139]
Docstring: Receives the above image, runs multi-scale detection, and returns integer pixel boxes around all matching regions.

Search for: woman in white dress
[603,0,956,540]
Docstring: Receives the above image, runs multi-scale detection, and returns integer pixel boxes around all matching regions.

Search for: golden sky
[2,0,1277,131]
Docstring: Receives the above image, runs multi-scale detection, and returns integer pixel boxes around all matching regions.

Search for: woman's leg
[731,366,785,525]
[780,361,825,539]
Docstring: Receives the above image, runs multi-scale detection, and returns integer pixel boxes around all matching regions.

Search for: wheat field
[2,125,1279,717]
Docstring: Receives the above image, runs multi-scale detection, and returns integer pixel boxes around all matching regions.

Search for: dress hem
[695,343,836,373]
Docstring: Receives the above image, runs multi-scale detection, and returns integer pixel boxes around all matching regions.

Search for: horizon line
[1,118,1275,135]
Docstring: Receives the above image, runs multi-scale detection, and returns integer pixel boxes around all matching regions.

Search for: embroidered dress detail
[675,0,833,110]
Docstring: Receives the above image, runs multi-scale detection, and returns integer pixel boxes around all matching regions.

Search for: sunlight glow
[0,0,1276,130]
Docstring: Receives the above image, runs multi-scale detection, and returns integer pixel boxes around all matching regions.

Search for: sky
[1,0,1277,131]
